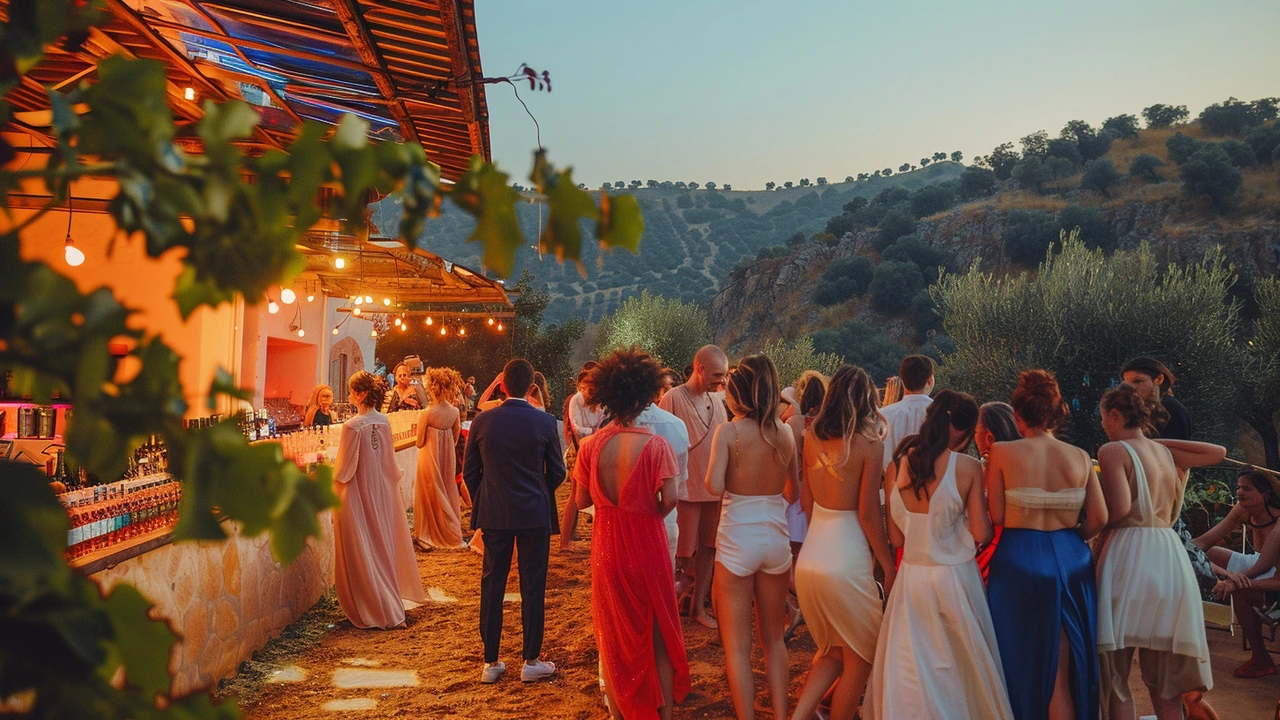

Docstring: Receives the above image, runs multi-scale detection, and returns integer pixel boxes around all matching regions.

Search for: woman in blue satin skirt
[985,370,1109,720]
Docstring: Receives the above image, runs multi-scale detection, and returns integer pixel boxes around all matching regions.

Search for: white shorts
[1227,550,1277,580]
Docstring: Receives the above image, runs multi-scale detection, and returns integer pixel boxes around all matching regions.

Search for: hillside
[369,162,964,324]
[709,108,1280,369]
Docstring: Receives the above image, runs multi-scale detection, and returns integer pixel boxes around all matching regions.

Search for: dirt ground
[229,485,818,720]
[225,484,1278,719]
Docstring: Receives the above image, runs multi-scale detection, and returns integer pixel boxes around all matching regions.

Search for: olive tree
[595,291,709,370]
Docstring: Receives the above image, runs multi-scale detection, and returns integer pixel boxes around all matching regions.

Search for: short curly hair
[584,346,662,425]
[425,367,463,403]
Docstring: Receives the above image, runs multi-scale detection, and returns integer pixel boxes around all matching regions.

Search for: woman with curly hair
[986,369,1108,720]
[414,367,466,550]
[572,347,689,720]
[333,371,426,628]
[705,354,798,720]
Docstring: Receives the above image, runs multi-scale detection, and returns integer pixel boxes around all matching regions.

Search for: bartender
[384,361,429,412]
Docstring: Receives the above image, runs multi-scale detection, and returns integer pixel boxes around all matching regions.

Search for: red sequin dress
[575,425,690,719]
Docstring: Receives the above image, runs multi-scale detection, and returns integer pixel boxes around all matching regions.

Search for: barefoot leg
[654,621,675,720]
[714,565,758,720]
[1233,588,1273,664]
[830,646,871,720]
[755,569,791,720]
[792,650,842,720]
[559,493,579,549]
[693,546,718,626]
[1048,629,1076,720]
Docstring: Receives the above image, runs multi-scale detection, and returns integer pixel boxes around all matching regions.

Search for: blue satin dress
[988,525,1099,720]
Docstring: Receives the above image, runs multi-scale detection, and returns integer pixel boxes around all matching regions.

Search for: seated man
[1194,470,1280,678]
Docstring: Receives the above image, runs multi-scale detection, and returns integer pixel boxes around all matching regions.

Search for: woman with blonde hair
[414,367,466,550]
[304,384,335,426]
[333,371,426,628]
[705,354,798,720]
[792,365,895,720]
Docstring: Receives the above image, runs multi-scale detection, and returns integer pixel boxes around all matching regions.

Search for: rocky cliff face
[710,198,1280,352]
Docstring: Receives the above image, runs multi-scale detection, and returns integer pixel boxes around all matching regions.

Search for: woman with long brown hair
[791,365,895,720]
[867,390,1014,719]
[986,369,1108,720]
[704,354,798,720]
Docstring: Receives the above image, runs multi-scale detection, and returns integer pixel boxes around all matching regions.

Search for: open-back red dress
[575,424,690,719]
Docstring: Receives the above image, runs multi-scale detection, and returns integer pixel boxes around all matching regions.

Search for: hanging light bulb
[64,237,85,267]
[371,329,378,338]
[354,296,364,306]
[306,293,315,303]
[352,307,362,317]
[398,322,407,332]
[334,257,346,269]
[364,295,373,304]
[487,317,495,326]
[394,317,402,327]
[425,316,434,326]
[459,326,466,336]
[332,327,340,335]
[382,297,391,306]
[297,328,305,338]
[439,326,447,336]
[183,87,196,101]
[268,300,280,314]
[497,322,504,331]
[280,287,297,304]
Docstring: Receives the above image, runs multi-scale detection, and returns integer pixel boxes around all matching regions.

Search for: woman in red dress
[574,347,690,720]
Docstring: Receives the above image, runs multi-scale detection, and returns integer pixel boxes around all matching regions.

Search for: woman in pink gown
[333,371,427,629]
[413,367,465,550]
[573,347,690,720]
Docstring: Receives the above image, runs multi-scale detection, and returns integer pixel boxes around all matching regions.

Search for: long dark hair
[726,354,787,462]
[812,365,879,442]
[979,402,1020,443]
[897,389,979,499]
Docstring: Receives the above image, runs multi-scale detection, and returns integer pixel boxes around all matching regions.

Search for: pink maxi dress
[333,411,426,629]
[413,406,464,549]
[575,425,690,719]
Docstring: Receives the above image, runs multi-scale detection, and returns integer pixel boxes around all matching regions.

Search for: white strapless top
[1004,486,1085,511]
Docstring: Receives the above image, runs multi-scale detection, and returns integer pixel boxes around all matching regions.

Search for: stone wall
[91,513,336,697]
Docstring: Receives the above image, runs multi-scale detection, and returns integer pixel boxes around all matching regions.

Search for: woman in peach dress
[414,367,465,550]
[333,371,426,629]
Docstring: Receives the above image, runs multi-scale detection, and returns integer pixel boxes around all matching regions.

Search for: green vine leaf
[452,156,523,277]
[101,585,177,698]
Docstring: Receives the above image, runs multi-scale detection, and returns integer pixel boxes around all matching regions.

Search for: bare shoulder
[955,452,983,475]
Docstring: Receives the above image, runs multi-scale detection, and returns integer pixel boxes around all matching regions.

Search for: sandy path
[238,485,818,719]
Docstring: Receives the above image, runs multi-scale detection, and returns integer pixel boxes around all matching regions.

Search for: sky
[474,0,1280,190]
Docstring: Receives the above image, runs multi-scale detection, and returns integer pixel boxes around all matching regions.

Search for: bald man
[659,344,729,628]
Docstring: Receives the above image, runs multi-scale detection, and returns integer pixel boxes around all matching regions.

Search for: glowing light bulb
[306,294,315,302]
[364,295,372,304]
[334,257,346,269]
[459,327,466,336]
[497,322,504,331]
[354,296,363,306]
[439,326,446,336]
[332,327,340,335]
[487,317,495,326]
[394,317,402,326]
[64,240,85,267]
[371,329,378,338]
[183,87,195,101]
[383,297,391,306]
[399,323,406,332]
[268,300,280,314]
[426,316,433,326]
[280,288,296,304]
[352,307,362,317]
[297,328,305,338]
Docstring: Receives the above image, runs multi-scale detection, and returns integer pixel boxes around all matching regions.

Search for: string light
[497,322,504,331]
[267,297,280,314]
[439,326,447,336]
[371,329,378,338]
[353,307,362,317]
[487,317,495,326]
[354,296,363,306]
[364,295,372,304]
[297,328,305,338]
[332,327,339,335]
[64,197,85,267]
[280,288,296,304]
[459,326,466,336]
[394,317,402,327]
[425,316,434,326]
[306,293,315,302]
[334,257,346,269]
[383,297,391,306]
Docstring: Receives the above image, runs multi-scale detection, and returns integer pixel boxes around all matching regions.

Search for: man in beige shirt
[659,344,729,628]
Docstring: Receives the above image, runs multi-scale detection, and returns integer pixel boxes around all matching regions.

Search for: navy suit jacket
[463,398,566,533]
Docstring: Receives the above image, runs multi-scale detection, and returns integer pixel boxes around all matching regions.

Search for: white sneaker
[520,659,556,682]
[480,661,505,684]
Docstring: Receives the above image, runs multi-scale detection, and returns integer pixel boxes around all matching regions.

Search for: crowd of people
[313,345,1279,720]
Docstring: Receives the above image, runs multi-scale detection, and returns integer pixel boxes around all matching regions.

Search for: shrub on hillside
[1142,103,1190,129]
[1046,156,1077,180]
[1057,205,1116,252]
[676,194,693,209]
[909,185,955,218]
[785,230,807,247]
[869,260,925,313]
[1011,157,1052,193]
[912,290,944,344]
[1245,123,1280,165]
[1199,97,1279,136]
[988,142,1020,180]
[1003,209,1059,266]
[1180,145,1243,209]
[1166,132,1207,165]
[1047,138,1083,166]
[1219,139,1258,168]
[815,256,874,306]
[1128,153,1166,182]
[872,187,911,209]
[756,245,789,261]
[881,235,950,282]
[876,210,917,250]
[1102,114,1141,140]
[958,167,998,199]
[1081,158,1122,197]
[810,321,907,384]
[595,291,709,369]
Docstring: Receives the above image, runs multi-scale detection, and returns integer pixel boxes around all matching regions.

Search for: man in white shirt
[635,401,690,572]
[880,355,935,469]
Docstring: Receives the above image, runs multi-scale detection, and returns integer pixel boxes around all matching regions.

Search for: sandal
[1233,656,1278,679]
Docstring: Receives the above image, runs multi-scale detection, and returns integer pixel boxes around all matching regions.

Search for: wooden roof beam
[437,0,486,159]
[331,0,421,146]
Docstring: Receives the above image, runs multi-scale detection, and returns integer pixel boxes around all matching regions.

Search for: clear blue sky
[474,0,1279,190]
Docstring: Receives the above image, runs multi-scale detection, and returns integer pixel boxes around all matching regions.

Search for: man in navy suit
[463,358,566,684]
